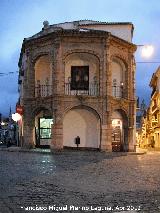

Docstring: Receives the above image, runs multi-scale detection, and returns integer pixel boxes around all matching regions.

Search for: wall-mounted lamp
[120,82,124,87]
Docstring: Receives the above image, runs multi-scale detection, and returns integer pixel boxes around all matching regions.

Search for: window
[71,66,89,90]
[39,118,53,139]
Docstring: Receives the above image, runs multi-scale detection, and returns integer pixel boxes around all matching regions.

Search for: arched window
[64,52,100,96]
[111,58,126,98]
[34,55,52,97]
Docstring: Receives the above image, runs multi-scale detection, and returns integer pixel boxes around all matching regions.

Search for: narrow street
[0,150,160,212]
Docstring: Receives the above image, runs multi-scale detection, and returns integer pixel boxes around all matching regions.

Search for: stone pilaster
[99,37,112,152]
[50,122,63,150]
[22,116,35,148]
[128,101,136,151]
[101,125,112,151]
[25,52,35,98]
[106,37,112,97]
[128,127,135,151]
[50,105,63,151]
[29,63,35,97]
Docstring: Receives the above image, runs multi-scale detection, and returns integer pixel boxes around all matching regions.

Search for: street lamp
[136,44,160,63]
[12,113,21,122]
[12,113,22,146]
[1,121,5,126]
[138,45,154,58]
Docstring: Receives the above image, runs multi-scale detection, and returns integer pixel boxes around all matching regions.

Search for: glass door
[39,118,53,146]
[112,119,122,151]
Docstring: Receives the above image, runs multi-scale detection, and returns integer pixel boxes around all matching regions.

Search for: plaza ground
[0,149,160,212]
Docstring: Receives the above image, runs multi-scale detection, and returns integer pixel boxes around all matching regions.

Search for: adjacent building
[138,66,160,150]
[18,20,137,151]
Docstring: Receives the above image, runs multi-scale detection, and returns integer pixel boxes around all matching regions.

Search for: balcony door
[71,66,89,92]
[64,52,100,96]
[112,119,122,151]
[34,55,52,97]
[111,58,125,98]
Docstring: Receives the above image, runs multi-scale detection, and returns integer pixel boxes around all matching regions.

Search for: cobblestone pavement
[0,150,160,213]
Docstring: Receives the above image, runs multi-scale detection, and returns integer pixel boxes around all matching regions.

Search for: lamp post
[12,113,22,146]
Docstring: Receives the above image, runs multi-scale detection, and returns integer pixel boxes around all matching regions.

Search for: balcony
[152,104,157,112]
[152,118,158,123]
[35,84,52,97]
[152,103,160,116]
[65,82,99,96]
[151,88,160,99]
[112,86,124,98]
[152,117,158,128]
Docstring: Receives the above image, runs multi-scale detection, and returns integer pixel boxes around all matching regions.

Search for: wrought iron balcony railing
[65,82,99,96]
[34,84,124,98]
[151,88,156,98]
[112,86,124,98]
[152,104,157,112]
[35,84,52,97]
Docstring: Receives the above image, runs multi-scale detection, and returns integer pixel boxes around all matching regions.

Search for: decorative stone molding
[62,49,101,63]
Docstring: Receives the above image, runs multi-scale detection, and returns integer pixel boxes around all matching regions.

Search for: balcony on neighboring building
[151,88,156,98]
[152,103,157,112]
[35,84,52,97]
[152,116,158,128]
[152,101,160,115]
[65,82,99,96]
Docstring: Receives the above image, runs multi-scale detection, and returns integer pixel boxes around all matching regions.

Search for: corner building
[18,20,137,151]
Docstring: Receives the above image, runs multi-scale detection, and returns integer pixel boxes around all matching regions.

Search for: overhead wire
[0,71,19,76]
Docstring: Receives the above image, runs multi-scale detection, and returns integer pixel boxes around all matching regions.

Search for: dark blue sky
[0,0,160,116]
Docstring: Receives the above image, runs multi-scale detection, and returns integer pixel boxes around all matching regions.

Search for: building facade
[18,20,137,151]
[138,67,160,150]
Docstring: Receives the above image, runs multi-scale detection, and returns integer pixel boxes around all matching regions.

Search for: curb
[0,147,146,155]
[127,151,147,155]
[0,147,51,154]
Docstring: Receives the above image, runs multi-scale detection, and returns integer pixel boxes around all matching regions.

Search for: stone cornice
[109,35,136,52]
[18,28,136,68]
[23,29,136,48]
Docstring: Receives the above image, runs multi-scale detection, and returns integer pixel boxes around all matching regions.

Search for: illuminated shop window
[39,118,53,139]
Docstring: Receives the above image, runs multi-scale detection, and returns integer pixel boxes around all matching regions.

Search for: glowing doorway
[112,118,123,151]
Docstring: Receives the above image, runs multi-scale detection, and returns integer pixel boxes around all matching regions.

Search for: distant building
[0,109,16,145]
[136,103,146,147]
[18,20,137,151]
[136,99,146,129]
[148,66,160,149]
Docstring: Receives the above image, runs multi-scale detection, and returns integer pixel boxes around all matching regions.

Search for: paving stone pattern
[0,151,160,213]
